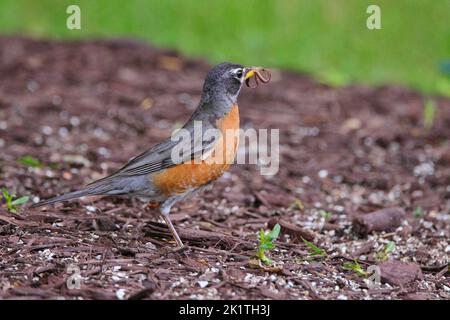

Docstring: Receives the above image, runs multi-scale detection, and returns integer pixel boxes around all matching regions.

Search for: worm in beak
[245,67,271,88]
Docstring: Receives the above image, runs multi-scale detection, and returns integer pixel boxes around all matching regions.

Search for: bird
[31,62,267,249]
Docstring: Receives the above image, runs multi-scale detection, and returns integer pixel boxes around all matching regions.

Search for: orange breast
[152,104,240,196]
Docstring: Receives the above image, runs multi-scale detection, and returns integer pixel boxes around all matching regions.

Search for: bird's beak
[244,68,256,80]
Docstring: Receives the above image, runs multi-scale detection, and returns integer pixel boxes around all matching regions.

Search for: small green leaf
[259,229,266,242]
[255,223,281,265]
[302,237,326,257]
[413,206,424,218]
[17,155,42,168]
[2,188,12,202]
[11,196,29,206]
[343,261,355,270]
[385,241,395,254]
[343,259,367,277]
[2,188,29,212]
[268,243,275,249]
[2,188,14,211]
[319,210,332,220]
[376,241,396,261]
[267,223,281,242]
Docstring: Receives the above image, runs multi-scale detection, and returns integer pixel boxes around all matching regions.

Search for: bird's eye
[236,69,243,78]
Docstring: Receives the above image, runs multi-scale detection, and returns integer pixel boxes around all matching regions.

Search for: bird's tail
[30,188,99,208]
[30,175,141,209]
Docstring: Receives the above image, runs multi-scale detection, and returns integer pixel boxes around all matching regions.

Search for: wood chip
[353,207,406,236]
[378,261,423,286]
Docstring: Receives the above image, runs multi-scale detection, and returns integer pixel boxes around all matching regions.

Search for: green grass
[343,258,368,277]
[0,0,449,95]
[302,237,327,257]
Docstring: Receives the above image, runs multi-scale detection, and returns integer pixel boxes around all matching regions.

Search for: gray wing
[88,118,218,185]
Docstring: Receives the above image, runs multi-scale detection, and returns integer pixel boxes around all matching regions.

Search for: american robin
[31,62,268,248]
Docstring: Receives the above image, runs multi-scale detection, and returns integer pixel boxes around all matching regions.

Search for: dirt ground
[0,37,448,300]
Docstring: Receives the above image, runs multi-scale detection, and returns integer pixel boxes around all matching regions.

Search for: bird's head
[201,62,261,105]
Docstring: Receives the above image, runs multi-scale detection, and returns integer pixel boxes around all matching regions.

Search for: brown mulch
[0,37,449,300]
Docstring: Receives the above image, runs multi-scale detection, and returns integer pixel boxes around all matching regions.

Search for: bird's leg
[159,198,186,250]
[161,214,184,249]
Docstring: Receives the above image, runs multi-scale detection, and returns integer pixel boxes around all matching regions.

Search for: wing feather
[88,118,218,186]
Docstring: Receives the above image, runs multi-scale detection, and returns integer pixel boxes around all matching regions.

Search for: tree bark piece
[352,207,405,236]
[378,260,423,286]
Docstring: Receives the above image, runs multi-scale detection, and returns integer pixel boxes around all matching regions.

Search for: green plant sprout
[256,223,281,265]
[413,206,424,218]
[376,241,396,262]
[17,155,43,168]
[1,188,29,213]
[319,210,332,220]
[343,258,367,277]
[302,237,327,257]
[423,99,437,130]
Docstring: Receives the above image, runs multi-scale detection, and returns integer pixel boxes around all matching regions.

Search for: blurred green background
[0,0,449,95]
